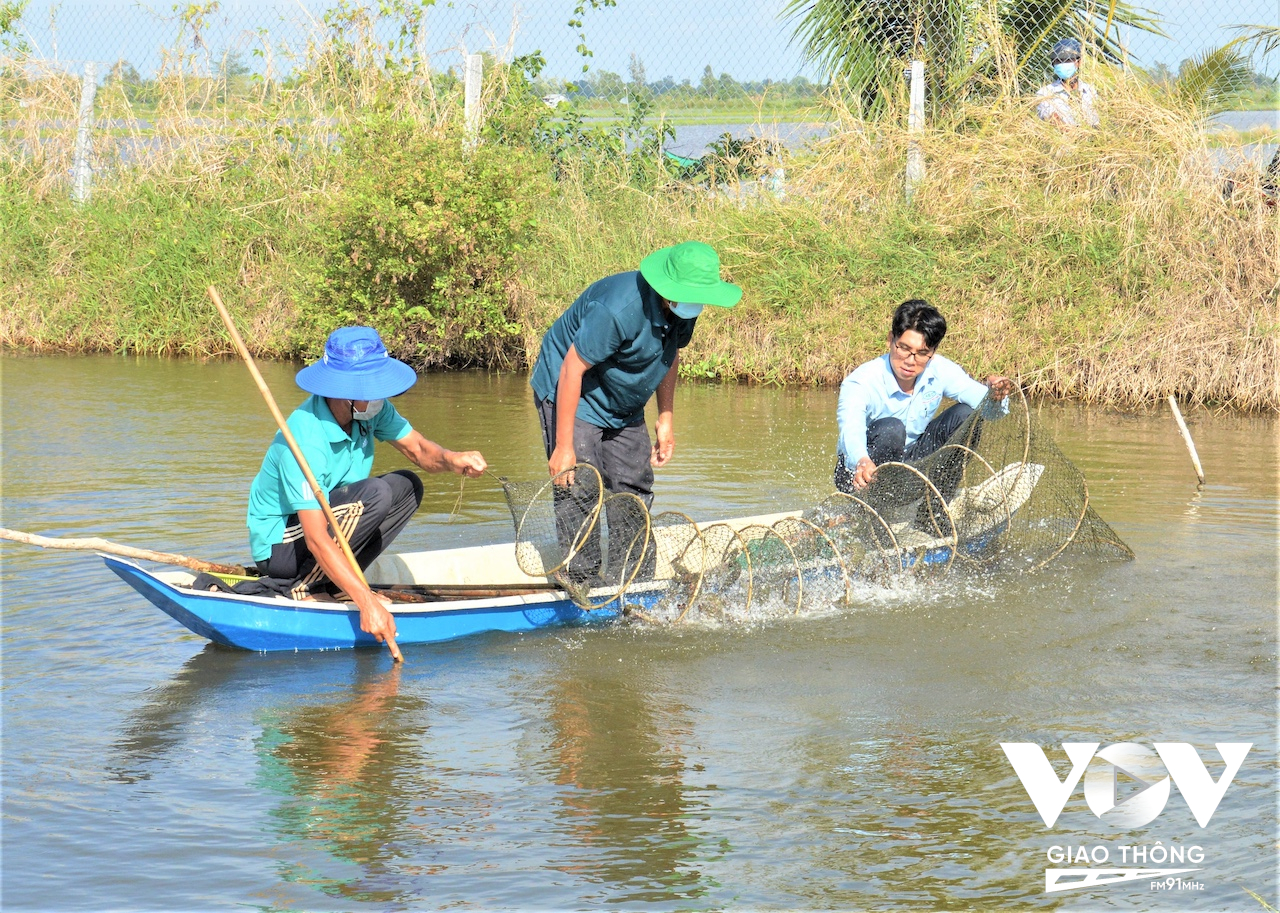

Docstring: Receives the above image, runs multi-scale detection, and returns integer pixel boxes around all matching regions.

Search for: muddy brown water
[1,353,1275,911]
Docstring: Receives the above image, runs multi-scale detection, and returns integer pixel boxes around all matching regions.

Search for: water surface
[1,354,1275,911]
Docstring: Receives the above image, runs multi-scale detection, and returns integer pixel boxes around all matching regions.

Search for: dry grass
[3,33,1276,409]
[515,70,1279,410]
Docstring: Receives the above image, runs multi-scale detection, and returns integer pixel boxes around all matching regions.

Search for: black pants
[834,403,976,504]
[256,469,423,600]
[536,396,655,583]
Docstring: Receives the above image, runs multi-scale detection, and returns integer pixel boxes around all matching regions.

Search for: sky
[10,0,1278,81]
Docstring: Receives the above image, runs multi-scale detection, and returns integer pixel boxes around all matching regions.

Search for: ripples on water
[2,355,1276,911]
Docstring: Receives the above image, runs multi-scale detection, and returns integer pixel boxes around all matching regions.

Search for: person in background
[1035,37,1100,129]
[834,299,1014,512]
[245,327,486,645]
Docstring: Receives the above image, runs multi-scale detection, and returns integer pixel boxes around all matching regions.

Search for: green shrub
[312,115,552,368]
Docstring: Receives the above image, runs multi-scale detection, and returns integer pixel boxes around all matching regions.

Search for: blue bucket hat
[295,327,417,400]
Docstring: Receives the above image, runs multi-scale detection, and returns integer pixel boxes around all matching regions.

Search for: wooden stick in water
[1167,395,1205,485]
[0,528,246,575]
[208,284,403,662]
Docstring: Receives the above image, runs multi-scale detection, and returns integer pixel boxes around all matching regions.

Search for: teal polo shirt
[246,394,412,562]
[530,271,696,429]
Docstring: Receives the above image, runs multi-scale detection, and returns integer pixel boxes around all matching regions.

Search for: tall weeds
[1,14,1275,410]
[517,70,1278,409]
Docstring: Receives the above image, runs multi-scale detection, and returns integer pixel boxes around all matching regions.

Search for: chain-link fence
[1,0,1275,192]
[5,1,1276,100]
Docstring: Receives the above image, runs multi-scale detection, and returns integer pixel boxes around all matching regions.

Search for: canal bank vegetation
[1,6,1276,410]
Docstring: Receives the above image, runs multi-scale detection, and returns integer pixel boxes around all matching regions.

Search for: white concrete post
[906,59,925,201]
[72,61,97,204]
[463,53,482,144]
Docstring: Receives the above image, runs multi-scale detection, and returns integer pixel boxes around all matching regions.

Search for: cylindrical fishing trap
[502,390,1132,621]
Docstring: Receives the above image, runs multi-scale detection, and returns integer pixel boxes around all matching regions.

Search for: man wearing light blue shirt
[246,327,487,647]
[835,299,1013,497]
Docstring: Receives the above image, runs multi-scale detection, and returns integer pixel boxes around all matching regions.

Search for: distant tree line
[534,58,823,103]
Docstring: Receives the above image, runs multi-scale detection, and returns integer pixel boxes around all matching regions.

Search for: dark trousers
[536,396,655,582]
[256,469,423,600]
[834,403,976,504]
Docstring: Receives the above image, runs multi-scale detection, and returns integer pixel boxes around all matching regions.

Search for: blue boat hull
[103,556,622,652]
[102,519,998,653]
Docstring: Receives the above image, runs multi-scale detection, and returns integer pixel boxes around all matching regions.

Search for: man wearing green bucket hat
[243,326,487,645]
[530,241,741,580]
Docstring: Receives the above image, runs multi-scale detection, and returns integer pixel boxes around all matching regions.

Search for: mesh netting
[502,390,1132,621]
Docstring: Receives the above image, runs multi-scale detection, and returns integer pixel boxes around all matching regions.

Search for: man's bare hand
[448,450,487,477]
[985,375,1016,401]
[853,456,878,490]
[358,593,399,647]
[549,444,577,486]
[651,414,675,467]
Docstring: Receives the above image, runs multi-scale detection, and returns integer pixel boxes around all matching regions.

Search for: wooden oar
[0,528,246,575]
[208,285,403,663]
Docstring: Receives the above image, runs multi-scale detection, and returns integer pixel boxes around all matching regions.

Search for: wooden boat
[99,510,800,653]
[102,552,607,652]
[103,462,1045,653]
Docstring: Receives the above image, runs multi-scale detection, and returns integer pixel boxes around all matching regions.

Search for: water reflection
[252,660,424,906]
[110,649,428,907]
[541,648,714,908]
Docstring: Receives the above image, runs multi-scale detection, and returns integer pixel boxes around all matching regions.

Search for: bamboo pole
[0,528,246,574]
[208,285,402,661]
[0,528,558,604]
[1167,396,1205,485]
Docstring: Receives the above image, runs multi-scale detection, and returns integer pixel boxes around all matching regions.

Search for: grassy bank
[2,60,1276,410]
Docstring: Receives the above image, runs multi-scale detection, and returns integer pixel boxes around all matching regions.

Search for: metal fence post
[906,59,925,201]
[72,60,97,204]
[463,53,482,144]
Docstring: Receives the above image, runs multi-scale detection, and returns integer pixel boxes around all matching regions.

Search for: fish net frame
[502,386,1131,622]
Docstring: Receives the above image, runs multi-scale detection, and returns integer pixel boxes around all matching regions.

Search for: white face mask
[670,301,704,320]
[351,399,384,421]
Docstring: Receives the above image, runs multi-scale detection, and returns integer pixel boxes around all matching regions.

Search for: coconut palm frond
[1004,0,1166,71]
[1169,44,1253,115]
[1226,23,1280,58]
[782,0,1166,117]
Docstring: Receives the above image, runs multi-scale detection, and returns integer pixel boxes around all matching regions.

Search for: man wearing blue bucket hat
[245,327,486,643]
[529,241,741,581]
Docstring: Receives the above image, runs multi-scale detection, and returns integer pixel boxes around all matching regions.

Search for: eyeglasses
[892,341,934,362]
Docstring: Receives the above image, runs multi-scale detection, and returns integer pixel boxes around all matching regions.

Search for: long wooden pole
[0,528,246,574]
[208,285,402,662]
[0,527,553,602]
[1167,396,1206,486]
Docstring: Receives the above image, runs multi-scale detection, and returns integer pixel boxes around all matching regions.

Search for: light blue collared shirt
[836,353,999,465]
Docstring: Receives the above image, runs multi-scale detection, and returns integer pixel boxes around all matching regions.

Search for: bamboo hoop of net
[512,463,604,578]
[697,523,757,617]
[651,511,709,624]
[772,515,854,608]
[1031,477,1091,571]
[733,523,804,614]
[823,491,902,580]
[873,461,959,573]
[575,491,654,611]
[929,443,1007,567]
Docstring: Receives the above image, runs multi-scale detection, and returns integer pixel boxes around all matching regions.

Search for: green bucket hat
[639,241,743,308]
